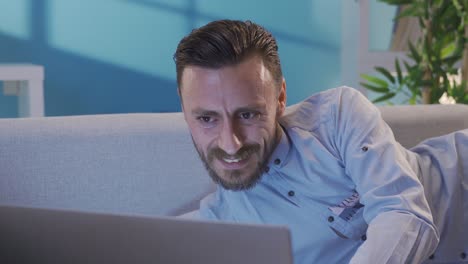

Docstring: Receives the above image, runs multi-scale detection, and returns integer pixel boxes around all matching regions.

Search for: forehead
[180,56,276,110]
[181,56,267,88]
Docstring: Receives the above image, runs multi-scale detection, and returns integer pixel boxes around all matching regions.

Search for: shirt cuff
[349,211,439,264]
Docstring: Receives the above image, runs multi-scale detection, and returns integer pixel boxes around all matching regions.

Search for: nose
[218,119,243,155]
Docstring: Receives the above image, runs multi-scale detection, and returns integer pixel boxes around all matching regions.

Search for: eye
[239,112,258,120]
[196,116,217,126]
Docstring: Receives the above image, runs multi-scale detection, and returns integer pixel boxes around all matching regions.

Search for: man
[173,20,468,263]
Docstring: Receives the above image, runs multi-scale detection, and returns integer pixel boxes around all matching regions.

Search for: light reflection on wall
[0,0,31,40]
[0,0,343,116]
[195,0,342,104]
[196,0,341,48]
[369,0,397,51]
[48,0,187,80]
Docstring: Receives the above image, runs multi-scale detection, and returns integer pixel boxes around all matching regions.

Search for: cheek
[188,123,216,148]
[262,112,278,133]
[244,123,274,143]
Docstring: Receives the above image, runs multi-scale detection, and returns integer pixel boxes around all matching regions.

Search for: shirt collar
[265,125,291,170]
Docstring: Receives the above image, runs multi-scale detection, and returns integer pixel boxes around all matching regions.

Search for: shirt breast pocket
[320,192,368,240]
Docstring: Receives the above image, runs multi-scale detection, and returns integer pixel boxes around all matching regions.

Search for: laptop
[0,205,293,264]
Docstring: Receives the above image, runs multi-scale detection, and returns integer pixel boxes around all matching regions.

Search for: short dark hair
[174,19,283,91]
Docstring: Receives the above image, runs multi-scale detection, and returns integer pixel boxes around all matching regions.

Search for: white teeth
[223,157,242,163]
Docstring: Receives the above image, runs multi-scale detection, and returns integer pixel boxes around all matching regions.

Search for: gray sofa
[1,104,468,217]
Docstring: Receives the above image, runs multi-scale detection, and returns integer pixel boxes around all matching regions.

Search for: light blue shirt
[196,87,468,263]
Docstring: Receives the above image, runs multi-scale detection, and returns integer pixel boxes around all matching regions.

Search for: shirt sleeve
[331,87,439,263]
[177,210,201,219]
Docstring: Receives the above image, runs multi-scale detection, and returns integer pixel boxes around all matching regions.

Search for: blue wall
[0,0,342,117]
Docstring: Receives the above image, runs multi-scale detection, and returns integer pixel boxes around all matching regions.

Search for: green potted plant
[361,0,468,104]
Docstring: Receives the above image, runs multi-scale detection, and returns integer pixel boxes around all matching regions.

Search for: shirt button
[264,166,270,173]
[461,252,467,259]
[361,146,368,152]
[361,235,367,241]
[288,190,295,197]
[274,158,281,165]
[327,216,334,222]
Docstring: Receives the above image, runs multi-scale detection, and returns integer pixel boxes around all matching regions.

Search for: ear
[178,87,185,111]
[277,78,287,116]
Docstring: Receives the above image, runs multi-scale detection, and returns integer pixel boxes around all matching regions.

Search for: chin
[213,167,264,191]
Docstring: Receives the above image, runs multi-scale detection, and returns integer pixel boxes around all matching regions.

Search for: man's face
[180,56,286,190]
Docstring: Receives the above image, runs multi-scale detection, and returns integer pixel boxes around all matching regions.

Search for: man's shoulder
[280,86,359,131]
[286,86,361,112]
[198,188,233,220]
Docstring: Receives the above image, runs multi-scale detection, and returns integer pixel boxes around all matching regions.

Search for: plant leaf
[360,74,389,88]
[373,93,396,103]
[395,4,423,19]
[379,0,413,5]
[441,54,462,66]
[395,59,403,84]
[403,60,413,72]
[441,42,457,59]
[408,41,421,63]
[359,82,390,93]
[375,67,396,84]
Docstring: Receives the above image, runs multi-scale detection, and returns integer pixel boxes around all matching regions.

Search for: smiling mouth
[218,153,251,169]
[208,144,260,170]
[223,157,244,163]
[221,150,252,164]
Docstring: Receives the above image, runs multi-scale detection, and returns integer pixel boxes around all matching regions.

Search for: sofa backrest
[0,104,467,216]
[0,113,214,216]
[379,104,468,148]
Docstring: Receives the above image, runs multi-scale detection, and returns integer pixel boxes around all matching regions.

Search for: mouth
[217,153,251,169]
[223,157,243,163]
[207,144,260,171]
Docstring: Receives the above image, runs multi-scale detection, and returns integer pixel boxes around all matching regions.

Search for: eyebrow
[191,104,267,117]
[235,104,267,114]
[191,108,220,116]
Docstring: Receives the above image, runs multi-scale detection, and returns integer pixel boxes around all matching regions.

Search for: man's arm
[333,87,439,263]
[350,211,438,263]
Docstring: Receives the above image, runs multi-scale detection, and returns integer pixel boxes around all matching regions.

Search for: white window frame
[358,0,408,76]
[341,0,409,94]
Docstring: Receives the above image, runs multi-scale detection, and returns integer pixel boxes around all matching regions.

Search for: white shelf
[0,64,44,117]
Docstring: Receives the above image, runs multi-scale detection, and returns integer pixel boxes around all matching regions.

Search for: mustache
[207,144,261,162]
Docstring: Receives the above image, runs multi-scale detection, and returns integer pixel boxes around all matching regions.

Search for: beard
[192,124,281,191]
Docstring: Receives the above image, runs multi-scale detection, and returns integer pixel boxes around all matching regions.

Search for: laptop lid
[0,205,293,264]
